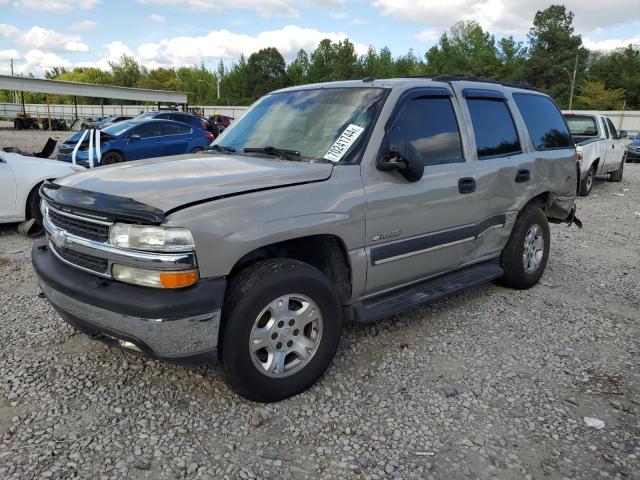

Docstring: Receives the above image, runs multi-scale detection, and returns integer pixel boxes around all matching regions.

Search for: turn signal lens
[576,150,583,160]
[160,271,199,288]
[112,264,198,289]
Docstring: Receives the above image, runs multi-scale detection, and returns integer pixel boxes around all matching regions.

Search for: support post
[74,96,78,122]
[47,96,52,131]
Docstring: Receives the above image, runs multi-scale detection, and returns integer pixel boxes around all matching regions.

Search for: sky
[0,0,639,76]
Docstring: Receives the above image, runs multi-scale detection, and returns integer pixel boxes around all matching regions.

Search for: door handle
[458,177,476,194]
[515,169,531,183]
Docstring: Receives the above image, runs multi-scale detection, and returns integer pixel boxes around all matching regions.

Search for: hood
[54,153,333,213]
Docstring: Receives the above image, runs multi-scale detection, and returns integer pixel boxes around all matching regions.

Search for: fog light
[112,264,198,288]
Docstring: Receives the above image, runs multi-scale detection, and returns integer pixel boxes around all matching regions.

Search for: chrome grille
[49,210,110,243]
[51,244,109,275]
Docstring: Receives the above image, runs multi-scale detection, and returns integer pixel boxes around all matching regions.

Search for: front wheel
[498,206,550,290]
[579,165,594,196]
[100,151,125,166]
[609,158,624,182]
[221,259,342,402]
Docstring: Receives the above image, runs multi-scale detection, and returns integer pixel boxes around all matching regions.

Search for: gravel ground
[1,158,639,479]
[0,126,72,156]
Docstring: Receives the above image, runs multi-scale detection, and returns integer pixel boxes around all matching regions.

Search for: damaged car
[33,77,580,402]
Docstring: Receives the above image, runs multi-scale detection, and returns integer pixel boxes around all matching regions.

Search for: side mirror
[376,140,424,182]
[619,130,627,139]
[129,134,141,142]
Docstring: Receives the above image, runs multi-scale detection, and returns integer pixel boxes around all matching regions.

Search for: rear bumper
[626,150,640,161]
[32,238,225,363]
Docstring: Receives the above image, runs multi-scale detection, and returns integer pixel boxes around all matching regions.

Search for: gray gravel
[1,165,639,479]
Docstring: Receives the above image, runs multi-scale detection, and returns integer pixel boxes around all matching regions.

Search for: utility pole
[568,53,579,110]
[217,76,220,101]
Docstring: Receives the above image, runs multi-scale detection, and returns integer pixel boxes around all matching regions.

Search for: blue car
[57,119,214,167]
[627,134,640,162]
[137,111,214,134]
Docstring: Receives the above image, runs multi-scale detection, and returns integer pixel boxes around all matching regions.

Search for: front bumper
[32,238,226,363]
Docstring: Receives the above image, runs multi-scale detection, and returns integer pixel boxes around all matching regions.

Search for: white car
[562,113,626,196]
[0,152,84,227]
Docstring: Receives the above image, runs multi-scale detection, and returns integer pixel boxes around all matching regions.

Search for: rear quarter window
[513,94,573,150]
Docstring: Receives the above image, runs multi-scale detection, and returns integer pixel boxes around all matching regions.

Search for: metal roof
[0,75,187,104]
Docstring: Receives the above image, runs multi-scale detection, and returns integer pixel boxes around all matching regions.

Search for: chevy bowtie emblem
[52,230,68,250]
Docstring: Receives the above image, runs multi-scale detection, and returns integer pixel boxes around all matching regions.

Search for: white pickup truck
[563,113,626,196]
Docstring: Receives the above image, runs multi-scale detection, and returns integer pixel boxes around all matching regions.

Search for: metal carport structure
[0,74,188,125]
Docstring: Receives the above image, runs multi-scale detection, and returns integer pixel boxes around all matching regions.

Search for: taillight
[204,132,214,141]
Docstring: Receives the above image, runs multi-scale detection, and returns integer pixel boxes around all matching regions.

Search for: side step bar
[352,259,503,323]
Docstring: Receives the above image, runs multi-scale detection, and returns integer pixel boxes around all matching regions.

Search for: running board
[352,259,503,323]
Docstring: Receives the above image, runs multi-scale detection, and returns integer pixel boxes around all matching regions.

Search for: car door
[0,154,17,219]
[124,122,163,160]
[362,87,485,295]
[449,86,531,262]
[604,117,625,171]
[160,123,193,155]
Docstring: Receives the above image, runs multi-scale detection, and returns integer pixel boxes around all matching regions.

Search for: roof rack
[405,74,534,91]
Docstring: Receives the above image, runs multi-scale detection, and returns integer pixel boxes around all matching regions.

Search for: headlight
[109,224,195,252]
[112,264,198,288]
[40,200,49,218]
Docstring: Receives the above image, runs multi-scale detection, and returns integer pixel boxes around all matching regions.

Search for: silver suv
[33,77,581,402]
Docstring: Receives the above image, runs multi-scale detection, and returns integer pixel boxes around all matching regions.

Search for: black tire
[579,165,595,196]
[221,258,342,402]
[26,185,44,236]
[191,147,204,153]
[609,158,624,182]
[498,206,550,290]
[100,151,125,166]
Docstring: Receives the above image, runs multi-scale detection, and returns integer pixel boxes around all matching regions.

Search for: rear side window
[513,94,573,150]
[161,123,190,135]
[388,96,464,166]
[466,99,521,159]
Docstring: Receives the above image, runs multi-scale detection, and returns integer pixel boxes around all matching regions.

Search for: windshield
[564,115,598,137]
[214,87,387,162]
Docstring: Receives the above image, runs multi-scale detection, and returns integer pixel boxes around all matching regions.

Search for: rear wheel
[100,151,124,166]
[221,258,342,402]
[498,206,550,290]
[609,158,624,182]
[579,165,594,196]
[191,147,204,153]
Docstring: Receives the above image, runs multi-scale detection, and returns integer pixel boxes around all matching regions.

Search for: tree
[424,21,500,78]
[497,37,527,82]
[525,5,588,107]
[308,39,336,83]
[587,45,640,109]
[287,49,310,86]
[108,54,142,88]
[245,47,288,98]
[575,80,625,110]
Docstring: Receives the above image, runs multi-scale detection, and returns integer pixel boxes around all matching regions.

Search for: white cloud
[20,26,89,52]
[416,29,441,44]
[70,20,97,32]
[371,0,640,35]
[136,0,344,17]
[17,0,102,12]
[329,9,348,20]
[584,35,640,51]
[12,49,72,75]
[0,49,20,60]
[148,14,166,23]
[351,18,367,25]
[0,23,20,37]
[134,24,367,67]
[87,41,135,69]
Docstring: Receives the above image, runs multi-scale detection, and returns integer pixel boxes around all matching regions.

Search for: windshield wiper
[243,146,302,161]
[207,144,236,153]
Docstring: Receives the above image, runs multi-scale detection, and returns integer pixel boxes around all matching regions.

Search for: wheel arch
[23,178,55,220]
[228,234,353,304]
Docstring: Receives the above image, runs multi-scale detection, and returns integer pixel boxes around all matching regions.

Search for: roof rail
[432,74,533,90]
[404,74,534,91]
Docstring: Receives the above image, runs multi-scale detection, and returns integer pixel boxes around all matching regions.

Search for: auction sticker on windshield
[324,124,365,162]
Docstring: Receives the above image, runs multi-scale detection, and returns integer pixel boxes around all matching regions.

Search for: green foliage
[245,47,288,98]
[525,4,588,107]
[575,80,626,110]
[9,5,640,109]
